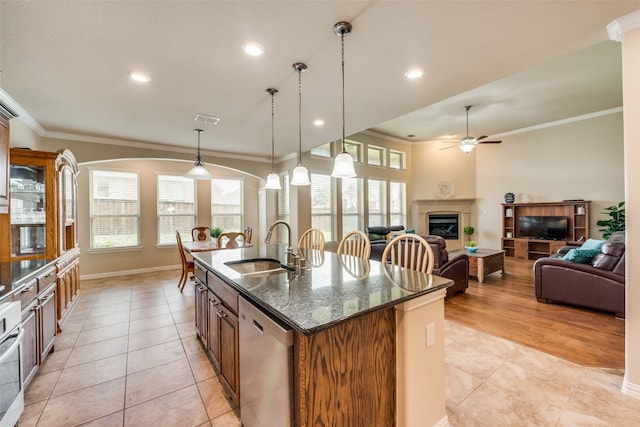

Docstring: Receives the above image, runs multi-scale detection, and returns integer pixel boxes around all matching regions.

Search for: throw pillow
[580,238,606,252]
[563,248,601,263]
[368,233,385,242]
[405,228,416,234]
[386,230,406,240]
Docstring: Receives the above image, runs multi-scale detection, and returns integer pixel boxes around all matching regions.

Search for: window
[211,178,243,232]
[390,149,406,170]
[90,169,139,249]
[367,145,386,167]
[311,173,335,242]
[390,181,406,226]
[368,179,387,227]
[311,142,332,158]
[276,172,290,244]
[344,140,362,162]
[157,175,196,244]
[341,177,363,234]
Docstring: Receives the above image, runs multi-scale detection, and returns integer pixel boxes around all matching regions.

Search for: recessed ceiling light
[313,119,325,126]
[404,69,423,79]
[242,42,265,56]
[129,72,151,83]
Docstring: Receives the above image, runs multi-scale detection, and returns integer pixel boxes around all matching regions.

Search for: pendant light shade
[290,62,311,186]
[264,88,282,190]
[331,21,357,179]
[185,129,213,180]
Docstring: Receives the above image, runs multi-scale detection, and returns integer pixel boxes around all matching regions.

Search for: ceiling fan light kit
[450,105,502,153]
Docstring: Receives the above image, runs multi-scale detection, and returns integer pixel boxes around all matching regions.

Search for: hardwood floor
[444,257,625,368]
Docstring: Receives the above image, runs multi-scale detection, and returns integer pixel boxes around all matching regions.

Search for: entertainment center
[501,201,590,260]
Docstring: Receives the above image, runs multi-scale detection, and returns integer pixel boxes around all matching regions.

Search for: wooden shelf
[501,201,590,259]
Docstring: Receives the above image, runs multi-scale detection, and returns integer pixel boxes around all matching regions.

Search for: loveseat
[533,232,625,318]
[365,225,469,298]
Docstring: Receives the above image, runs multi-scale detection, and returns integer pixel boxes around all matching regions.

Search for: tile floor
[18,269,640,426]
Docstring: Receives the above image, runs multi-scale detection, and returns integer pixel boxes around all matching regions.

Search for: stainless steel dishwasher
[239,296,293,427]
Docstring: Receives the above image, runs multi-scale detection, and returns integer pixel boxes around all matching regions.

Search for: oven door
[0,326,24,427]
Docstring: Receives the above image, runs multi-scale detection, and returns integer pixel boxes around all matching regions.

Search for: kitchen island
[192,245,452,427]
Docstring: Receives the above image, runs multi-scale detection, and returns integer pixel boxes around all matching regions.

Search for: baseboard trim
[80,264,180,281]
[432,415,449,427]
[622,375,640,400]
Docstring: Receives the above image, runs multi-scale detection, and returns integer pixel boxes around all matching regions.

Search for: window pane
[342,177,363,233]
[311,142,332,158]
[390,150,405,170]
[212,178,243,232]
[390,181,406,226]
[276,173,290,244]
[368,179,387,227]
[158,175,196,244]
[311,173,335,242]
[368,145,385,166]
[344,140,361,162]
[90,170,139,249]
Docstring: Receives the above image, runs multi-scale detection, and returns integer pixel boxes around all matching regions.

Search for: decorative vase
[504,192,515,204]
[465,246,478,253]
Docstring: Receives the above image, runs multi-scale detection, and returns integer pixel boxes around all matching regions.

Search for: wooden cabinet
[501,201,590,259]
[0,116,9,213]
[38,282,57,361]
[193,262,240,406]
[56,248,79,330]
[21,299,39,387]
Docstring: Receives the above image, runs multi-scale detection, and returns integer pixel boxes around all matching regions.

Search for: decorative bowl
[465,246,478,253]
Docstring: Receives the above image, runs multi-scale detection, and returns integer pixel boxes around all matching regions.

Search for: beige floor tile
[66,336,129,368]
[24,370,61,405]
[83,310,131,331]
[197,377,236,420]
[123,385,208,427]
[54,331,79,350]
[445,364,483,411]
[125,358,195,407]
[37,377,126,427]
[78,411,124,426]
[90,303,131,318]
[176,320,197,338]
[52,353,127,397]
[129,304,171,321]
[128,312,175,334]
[38,348,72,374]
[127,339,186,374]
[75,322,129,347]
[130,296,167,310]
[188,350,217,383]
[182,336,205,356]
[19,400,46,427]
[128,324,179,351]
[171,308,195,324]
[211,409,241,427]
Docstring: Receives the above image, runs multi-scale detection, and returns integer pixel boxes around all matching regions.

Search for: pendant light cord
[195,129,203,166]
[298,68,302,165]
[341,33,347,154]
[271,91,276,172]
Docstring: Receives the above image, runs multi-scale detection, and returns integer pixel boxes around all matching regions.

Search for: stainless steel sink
[225,258,294,276]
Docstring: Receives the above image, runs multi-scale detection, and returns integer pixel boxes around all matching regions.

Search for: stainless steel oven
[0,302,23,427]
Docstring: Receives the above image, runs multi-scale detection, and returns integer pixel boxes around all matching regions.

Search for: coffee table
[449,248,505,283]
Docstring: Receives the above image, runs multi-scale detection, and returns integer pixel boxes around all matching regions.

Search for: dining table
[182,239,253,254]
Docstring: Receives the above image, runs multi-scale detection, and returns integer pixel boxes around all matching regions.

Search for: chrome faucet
[265,220,298,266]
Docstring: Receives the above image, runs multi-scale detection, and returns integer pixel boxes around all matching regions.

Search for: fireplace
[428,214,459,240]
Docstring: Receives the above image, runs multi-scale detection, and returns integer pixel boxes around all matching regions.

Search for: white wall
[475,112,624,247]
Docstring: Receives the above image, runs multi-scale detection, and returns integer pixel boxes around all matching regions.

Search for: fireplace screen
[428,214,459,240]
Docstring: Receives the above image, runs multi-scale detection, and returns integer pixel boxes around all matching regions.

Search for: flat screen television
[518,216,568,240]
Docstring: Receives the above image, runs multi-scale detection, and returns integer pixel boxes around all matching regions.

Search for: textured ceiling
[1,1,639,160]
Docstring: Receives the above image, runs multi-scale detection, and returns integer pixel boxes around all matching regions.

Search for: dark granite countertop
[0,258,57,302]
[193,245,452,334]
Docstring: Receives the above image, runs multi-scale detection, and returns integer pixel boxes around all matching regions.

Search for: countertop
[0,258,57,302]
[193,245,452,334]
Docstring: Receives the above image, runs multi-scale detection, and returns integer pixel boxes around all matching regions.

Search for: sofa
[365,225,469,298]
[533,232,625,318]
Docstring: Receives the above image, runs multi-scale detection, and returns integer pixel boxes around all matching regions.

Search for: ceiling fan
[441,105,502,153]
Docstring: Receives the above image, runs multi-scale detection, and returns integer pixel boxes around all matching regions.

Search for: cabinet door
[194,282,208,345]
[218,306,239,404]
[515,240,528,259]
[21,304,39,387]
[207,293,221,371]
[38,285,57,362]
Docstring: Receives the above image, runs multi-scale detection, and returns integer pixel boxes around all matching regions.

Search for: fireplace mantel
[412,199,476,250]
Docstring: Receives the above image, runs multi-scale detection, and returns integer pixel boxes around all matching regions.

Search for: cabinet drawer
[37,267,57,291]
[14,277,38,310]
[194,262,207,285]
[207,272,238,315]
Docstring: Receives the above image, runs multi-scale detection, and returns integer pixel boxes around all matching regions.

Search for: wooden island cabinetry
[502,201,590,260]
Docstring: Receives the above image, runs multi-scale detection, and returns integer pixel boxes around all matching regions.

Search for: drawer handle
[21,286,34,293]
[41,293,55,303]
[217,310,227,319]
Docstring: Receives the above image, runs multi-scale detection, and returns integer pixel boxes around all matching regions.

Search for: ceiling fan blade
[478,140,502,144]
[438,145,458,151]
[476,135,488,141]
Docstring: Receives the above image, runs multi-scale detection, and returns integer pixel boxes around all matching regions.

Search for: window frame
[367,178,388,228]
[211,177,245,233]
[367,144,386,167]
[157,174,197,245]
[310,173,336,243]
[389,149,406,170]
[390,181,407,226]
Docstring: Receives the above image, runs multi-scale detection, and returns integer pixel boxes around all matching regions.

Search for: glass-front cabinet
[5,149,58,261]
[57,150,79,254]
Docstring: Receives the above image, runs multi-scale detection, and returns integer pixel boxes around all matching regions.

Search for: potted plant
[596,201,625,239]
[463,226,478,252]
[210,227,223,239]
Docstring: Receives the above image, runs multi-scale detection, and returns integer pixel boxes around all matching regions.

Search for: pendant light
[265,88,282,190]
[331,21,357,179]
[290,62,311,186]
[185,129,213,179]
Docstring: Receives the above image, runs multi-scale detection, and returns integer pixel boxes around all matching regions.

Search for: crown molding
[608,9,640,42]
[0,88,45,133]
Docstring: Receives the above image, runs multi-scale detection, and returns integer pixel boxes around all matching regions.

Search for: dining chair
[243,226,253,244]
[337,230,371,258]
[217,232,248,249]
[191,226,211,241]
[176,231,195,292]
[298,228,325,251]
[381,234,434,274]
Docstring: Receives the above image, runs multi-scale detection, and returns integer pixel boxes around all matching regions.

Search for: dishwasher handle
[252,319,264,334]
